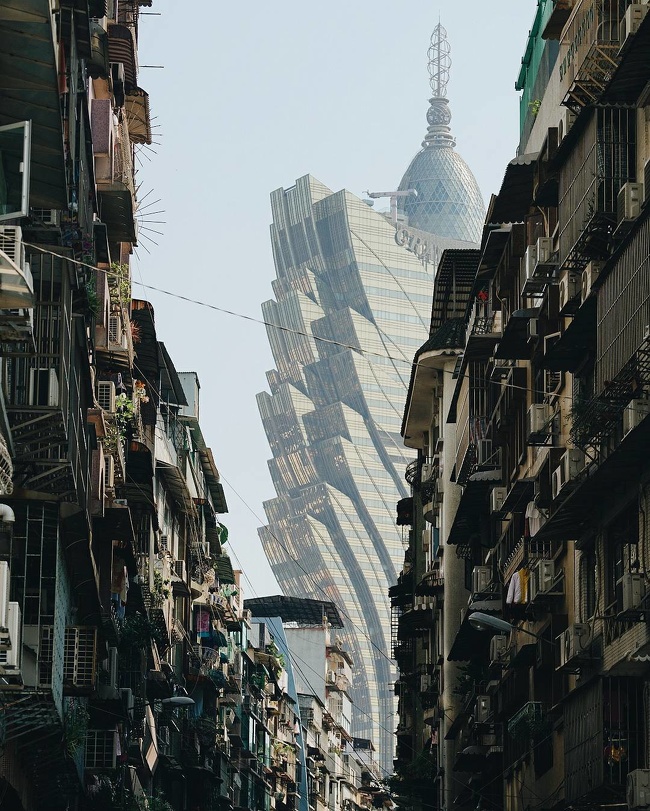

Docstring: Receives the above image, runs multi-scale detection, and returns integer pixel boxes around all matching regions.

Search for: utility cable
[23,242,576,405]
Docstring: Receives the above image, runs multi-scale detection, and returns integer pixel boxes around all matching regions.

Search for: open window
[0,121,31,222]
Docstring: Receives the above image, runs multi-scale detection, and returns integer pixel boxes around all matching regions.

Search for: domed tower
[398,23,485,243]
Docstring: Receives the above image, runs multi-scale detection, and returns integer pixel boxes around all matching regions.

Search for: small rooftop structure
[245,595,344,628]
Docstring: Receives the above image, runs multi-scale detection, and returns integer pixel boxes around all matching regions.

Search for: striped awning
[125,88,152,145]
[108,24,137,88]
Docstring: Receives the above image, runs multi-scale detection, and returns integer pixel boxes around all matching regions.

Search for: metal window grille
[63,627,97,688]
[85,728,117,769]
[39,625,55,686]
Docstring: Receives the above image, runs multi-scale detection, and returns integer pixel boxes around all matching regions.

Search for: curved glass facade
[398,146,485,243]
[259,26,485,775]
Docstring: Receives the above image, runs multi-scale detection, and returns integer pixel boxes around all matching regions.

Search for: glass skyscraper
[257,25,485,773]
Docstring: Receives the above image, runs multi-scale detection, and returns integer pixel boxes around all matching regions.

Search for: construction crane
[364,189,417,224]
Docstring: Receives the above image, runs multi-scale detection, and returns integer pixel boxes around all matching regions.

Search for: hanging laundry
[506,570,521,604]
[519,567,529,603]
[525,500,544,538]
[196,608,211,637]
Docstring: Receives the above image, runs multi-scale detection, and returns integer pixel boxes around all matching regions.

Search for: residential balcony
[0,1,67,210]
[389,571,414,608]
[559,0,626,110]
[558,106,636,270]
[564,676,646,805]
[465,299,503,355]
[95,307,135,375]
[3,252,93,501]
[0,226,35,312]
[96,112,137,243]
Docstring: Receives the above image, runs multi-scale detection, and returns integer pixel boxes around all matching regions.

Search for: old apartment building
[393,2,650,811]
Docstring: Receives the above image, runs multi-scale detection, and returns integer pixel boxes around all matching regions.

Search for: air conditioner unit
[530,560,555,601]
[434,478,444,503]
[0,602,21,672]
[534,237,554,270]
[621,3,649,44]
[623,397,650,435]
[104,455,115,490]
[552,448,585,499]
[627,769,650,809]
[29,368,59,407]
[622,573,645,612]
[97,380,116,411]
[558,107,576,143]
[617,182,643,228]
[527,403,552,442]
[0,226,24,266]
[159,534,169,552]
[108,314,123,346]
[475,695,491,724]
[30,208,61,227]
[200,541,211,559]
[326,671,336,685]
[113,498,128,506]
[559,270,580,311]
[472,566,492,595]
[523,238,555,286]
[489,634,508,666]
[558,623,591,668]
[581,261,603,303]
[173,559,187,581]
[420,674,431,692]
[490,486,507,514]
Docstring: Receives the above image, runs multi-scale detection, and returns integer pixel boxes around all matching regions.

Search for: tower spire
[423,22,455,148]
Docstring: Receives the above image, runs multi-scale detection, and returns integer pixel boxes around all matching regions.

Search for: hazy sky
[134,2,536,598]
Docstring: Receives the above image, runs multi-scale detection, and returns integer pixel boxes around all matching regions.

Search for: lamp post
[468,611,553,646]
[161,695,195,707]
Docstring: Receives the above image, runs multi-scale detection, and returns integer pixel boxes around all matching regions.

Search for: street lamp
[161,695,195,707]
[468,611,552,646]
[468,612,514,634]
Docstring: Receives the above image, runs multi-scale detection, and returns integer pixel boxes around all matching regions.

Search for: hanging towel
[506,570,521,604]
[519,568,529,603]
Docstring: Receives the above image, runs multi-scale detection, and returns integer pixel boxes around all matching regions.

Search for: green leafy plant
[63,699,89,758]
[109,262,131,309]
[152,570,171,607]
[119,612,163,650]
[85,278,100,317]
[528,98,542,117]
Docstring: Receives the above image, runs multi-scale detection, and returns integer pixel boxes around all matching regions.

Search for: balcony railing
[559,0,626,109]
[466,300,503,346]
[507,701,546,739]
[570,337,650,450]
[559,106,636,269]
